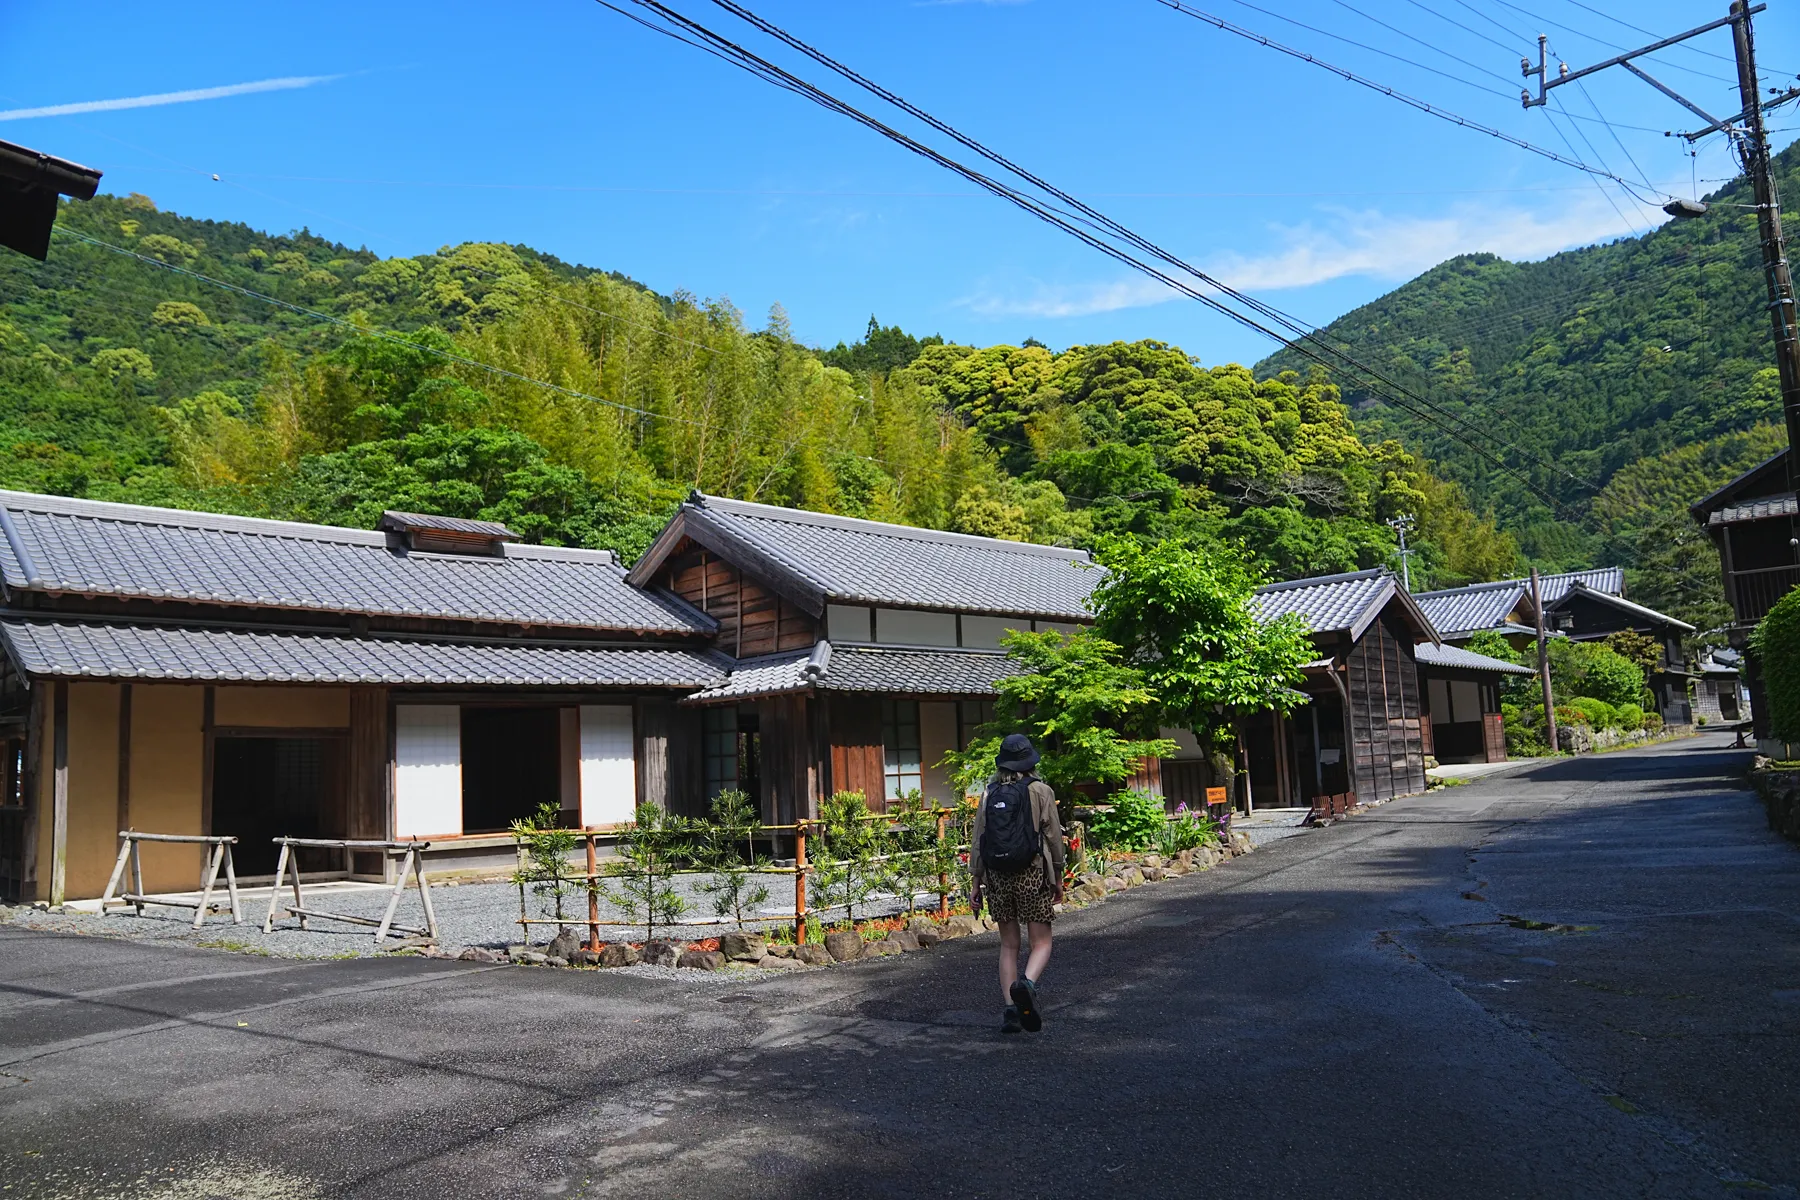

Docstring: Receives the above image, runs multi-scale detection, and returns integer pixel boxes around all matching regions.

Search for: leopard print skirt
[982,857,1055,925]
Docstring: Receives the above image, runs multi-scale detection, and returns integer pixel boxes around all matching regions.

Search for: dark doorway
[461,707,561,833]
[211,737,346,875]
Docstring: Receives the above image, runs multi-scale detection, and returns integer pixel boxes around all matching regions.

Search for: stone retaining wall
[1748,759,1800,844]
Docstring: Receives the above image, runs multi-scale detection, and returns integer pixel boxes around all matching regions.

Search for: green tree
[1752,588,1800,743]
[599,803,693,943]
[696,789,771,930]
[946,628,1176,803]
[510,802,579,942]
[811,789,886,926]
[1087,535,1316,778]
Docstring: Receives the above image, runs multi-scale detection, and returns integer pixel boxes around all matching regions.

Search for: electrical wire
[614,0,1601,515]
[698,0,1603,495]
[1482,0,1741,86]
[1326,0,1525,90]
[1401,0,1527,57]
[1157,1,1677,192]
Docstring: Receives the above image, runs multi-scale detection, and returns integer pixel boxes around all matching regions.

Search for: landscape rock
[570,948,601,966]
[1073,882,1108,902]
[861,938,900,958]
[600,943,640,968]
[640,940,680,968]
[825,930,865,962]
[942,915,981,939]
[546,929,583,961]
[1229,831,1252,855]
[678,949,726,971]
[766,942,796,958]
[759,954,806,969]
[906,916,938,936]
[793,943,833,966]
[513,951,551,966]
[1103,876,1128,892]
[1557,724,1595,754]
[505,944,528,959]
[917,928,944,947]
[544,955,569,968]
[1141,854,1163,870]
[1142,866,1166,882]
[1176,849,1194,868]
[1166,861,1190,876]
[457,946,501,963]
[720,931,767,962]
[1123,868,1146,887]
[892,929,922,952]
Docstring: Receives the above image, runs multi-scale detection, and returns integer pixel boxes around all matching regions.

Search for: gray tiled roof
[1548,583,1696,632]
[685,641,1022,702]
[0,490,707,634]
[1414,642,1534,675]
[1252,569,1431,641]
[1707,493,1797,526]
[1414,567,1625,634]
[378,511,518,539]
[1414,581,1526,636]
[631,493,1097,620]
[0,619,730,688]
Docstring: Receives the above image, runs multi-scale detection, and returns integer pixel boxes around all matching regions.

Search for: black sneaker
[1010,978,1043,1032]
[1001,1005,1023,1034]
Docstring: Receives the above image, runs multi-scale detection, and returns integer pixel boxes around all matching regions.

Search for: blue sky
[3,0,1797,366]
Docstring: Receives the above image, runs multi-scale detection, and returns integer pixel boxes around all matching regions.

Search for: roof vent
[377,510,519,557]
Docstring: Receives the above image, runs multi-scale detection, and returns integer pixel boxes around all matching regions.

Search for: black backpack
[981,776,1040,871]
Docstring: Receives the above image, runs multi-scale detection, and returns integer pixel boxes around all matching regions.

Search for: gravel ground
[0,870,949,960]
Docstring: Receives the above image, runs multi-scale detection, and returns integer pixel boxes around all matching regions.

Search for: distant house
[1416,567,1695,727]
[1415,642,1534,764]
[1692,649,1751,725]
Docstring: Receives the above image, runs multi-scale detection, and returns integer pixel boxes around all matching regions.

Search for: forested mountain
[0,191,1513,589]
[1257,140,1800,592]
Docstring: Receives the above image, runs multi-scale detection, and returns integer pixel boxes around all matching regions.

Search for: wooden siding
[827,694,885,809]
[663,540,817,657]
[1482,713,1506,763]
[758,693,821,826]
[638,698,704,819]
[347,688,389,880]
[1345,613,1427,803]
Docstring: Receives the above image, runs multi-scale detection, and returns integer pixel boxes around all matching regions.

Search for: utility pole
[1518,2,1800,488]
[1532,568,1557,753]
[1387,514,1415,591]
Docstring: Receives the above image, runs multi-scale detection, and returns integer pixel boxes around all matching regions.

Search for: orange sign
[1204,787,1228,805]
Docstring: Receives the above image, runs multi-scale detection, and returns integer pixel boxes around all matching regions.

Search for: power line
[1402,0,1527,57]
[1156,0,1678,193]
[1325,0,1525,89]
[615,0,1600,516]
[1483,0,1742,86]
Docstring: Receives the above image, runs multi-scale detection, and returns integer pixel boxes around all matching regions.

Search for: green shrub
[1504,720,1549,756]
[1614,702,1645,731]
[1547,640,1645,707]
[1566,697,1617,729]
[1087,789,1167,852]
[1554,704,1590,726]
[1154,804,1220,857]
[1753,588,1800,742]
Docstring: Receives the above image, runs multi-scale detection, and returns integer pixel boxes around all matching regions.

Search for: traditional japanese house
[1692,649,1750,725]
[1541,583,1695,726]
[627,493,1099,826]
[1413,567,1625,648]
[1243,569,1439,808]
[0,492,728,905]
[1691,448,1797,749]
[1414,642,1533,764]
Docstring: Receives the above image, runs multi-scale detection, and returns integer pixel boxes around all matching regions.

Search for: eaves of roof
[1547,582,1696,633]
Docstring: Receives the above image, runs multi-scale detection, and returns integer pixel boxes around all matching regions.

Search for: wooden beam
[200,685,215,838]
[49,682,66,907]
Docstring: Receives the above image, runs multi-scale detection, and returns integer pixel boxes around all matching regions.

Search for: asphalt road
[2,733,1795,1199]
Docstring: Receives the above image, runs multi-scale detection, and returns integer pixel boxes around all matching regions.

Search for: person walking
[969,733,1065,1034]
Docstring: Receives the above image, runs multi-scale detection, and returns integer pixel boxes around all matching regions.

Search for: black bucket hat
[996,733,1041,773]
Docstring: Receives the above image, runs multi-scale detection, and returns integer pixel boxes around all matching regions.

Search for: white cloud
[0,76,341,122]
[957,192,1666,319]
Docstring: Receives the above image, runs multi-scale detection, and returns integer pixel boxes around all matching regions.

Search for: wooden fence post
[793,821,808,945]
[586,832,600,952]
[936,811,950,920]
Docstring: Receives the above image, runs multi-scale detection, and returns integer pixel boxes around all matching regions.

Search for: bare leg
[998,920,1022,1004]
[1024,921,1053,983]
